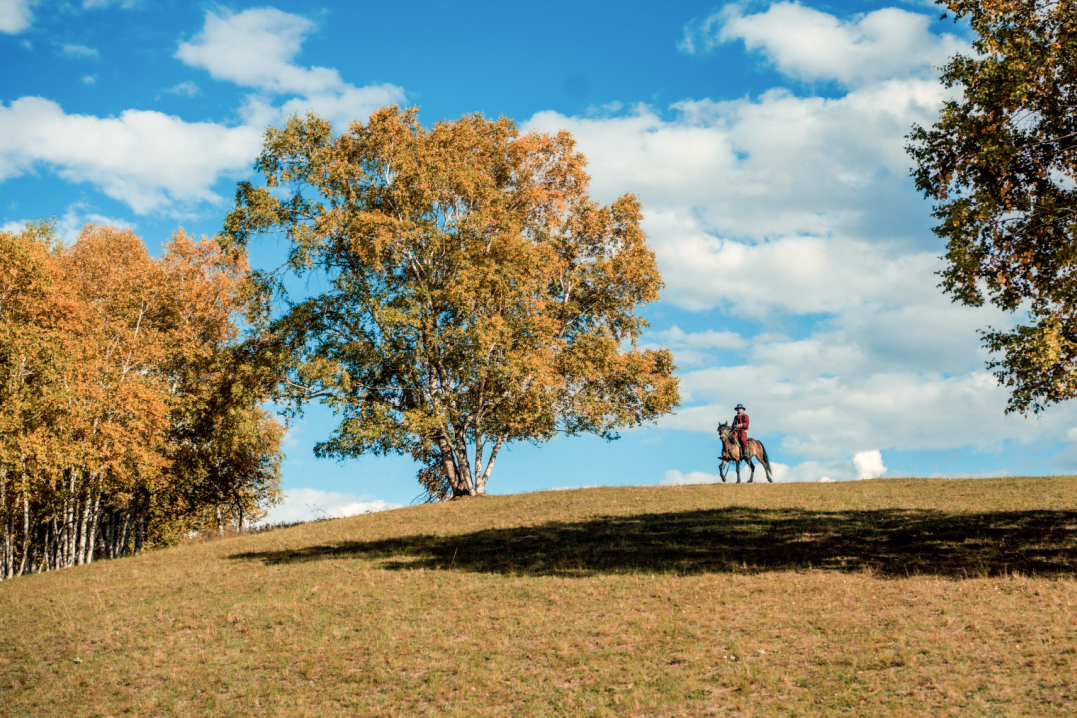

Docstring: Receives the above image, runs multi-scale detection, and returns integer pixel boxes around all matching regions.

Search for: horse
[716,421,773,483]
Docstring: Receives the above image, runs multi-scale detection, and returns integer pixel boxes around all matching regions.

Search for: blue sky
[3,0,1073,521]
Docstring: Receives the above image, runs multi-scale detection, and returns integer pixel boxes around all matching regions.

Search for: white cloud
[663,450,886,485]
[665,354,1061,459]
[61,44,99,58]
[162,81,200,97]
[0,97,262,214]
[527,79,946,249]
[0,0,32,34]
[0,8,406,216]
[177,8,326,94]
[58,204,133,244]
[661,469,723,485]
[645,324,747,366]
[1,204,134,245]
[82,75,96,85]
[176,8,405,129]
[646,215,940,315]
[853,449,886,480]
[259,487,403,525]
[684,2,967,87]
[525,81,957,317]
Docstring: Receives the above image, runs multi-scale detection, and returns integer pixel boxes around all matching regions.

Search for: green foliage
[909,0,1077,413]
[225,106,679,498]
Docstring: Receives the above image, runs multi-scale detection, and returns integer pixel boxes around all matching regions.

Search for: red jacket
[733,413,749,434]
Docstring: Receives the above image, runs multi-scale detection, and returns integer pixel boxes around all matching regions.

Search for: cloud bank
[0,8,404,215]
[260,487,403,525]
[684,2,966,87]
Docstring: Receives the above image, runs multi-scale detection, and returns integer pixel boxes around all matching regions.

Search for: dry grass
[2,476,1076,717]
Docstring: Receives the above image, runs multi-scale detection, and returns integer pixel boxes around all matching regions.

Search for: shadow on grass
[231,507,1077,579]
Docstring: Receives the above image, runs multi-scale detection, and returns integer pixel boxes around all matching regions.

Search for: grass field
[2,476,1076,717]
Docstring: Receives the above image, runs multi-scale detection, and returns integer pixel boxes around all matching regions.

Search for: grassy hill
[2,476,1076,717]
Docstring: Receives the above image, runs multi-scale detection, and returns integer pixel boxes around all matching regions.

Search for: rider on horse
[732,404,749,459]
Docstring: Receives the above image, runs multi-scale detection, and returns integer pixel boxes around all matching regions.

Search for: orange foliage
[225,107,679,500]
[0,222,283,579]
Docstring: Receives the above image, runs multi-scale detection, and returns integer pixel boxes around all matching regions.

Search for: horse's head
[716,421,730,438]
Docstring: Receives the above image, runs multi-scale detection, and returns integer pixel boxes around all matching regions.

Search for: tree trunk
[436,430,474,497]
[18,490,29,576]
[119,508,132,558]
[452,425,476,496]
[474,435,505,495]
[1,465,9,580]
[86,493,101,564]
[134,492,147,556]
[76,492,91,566]
[216,505,224,537]
[48,517,57,571]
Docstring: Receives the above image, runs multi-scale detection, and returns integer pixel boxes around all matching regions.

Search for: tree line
[0,221,283,580]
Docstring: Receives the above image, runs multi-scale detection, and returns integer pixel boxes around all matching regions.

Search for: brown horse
[717,421,773,483]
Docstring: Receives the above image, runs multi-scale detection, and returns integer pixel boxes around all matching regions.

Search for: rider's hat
[734,404,746,410]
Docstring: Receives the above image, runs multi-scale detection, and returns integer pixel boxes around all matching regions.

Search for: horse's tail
[758,441,773,483]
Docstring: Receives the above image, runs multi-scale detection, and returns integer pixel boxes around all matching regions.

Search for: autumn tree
[909,0,1077,413]
[223,106,679,498]
[0,221,75,577]
[0,222,283,579]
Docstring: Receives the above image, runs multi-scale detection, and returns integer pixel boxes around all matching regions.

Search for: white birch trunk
[76,492,92,566]
[1,465,9,580]
[86,493,101,564]
[18,490,29,576]
[474,435,506,495]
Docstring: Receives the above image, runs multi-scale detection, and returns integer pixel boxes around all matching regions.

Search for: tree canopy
[909,0,1077,414]
[224,106,680,498]
[0,222,283,579]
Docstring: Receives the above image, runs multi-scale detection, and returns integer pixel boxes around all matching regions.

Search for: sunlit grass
[2,476,1076,716]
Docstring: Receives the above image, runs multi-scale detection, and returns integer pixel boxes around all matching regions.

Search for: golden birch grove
[0,222,283,579]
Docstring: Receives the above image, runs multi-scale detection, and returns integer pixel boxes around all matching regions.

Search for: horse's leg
[735,459,742,484]
[747,455,755,483]
[718,460,727,483]
[753,442,774,483]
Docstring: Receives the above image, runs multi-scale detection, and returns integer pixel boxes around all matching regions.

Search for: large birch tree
[224,107,680,498]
